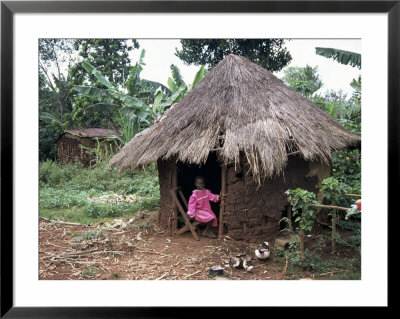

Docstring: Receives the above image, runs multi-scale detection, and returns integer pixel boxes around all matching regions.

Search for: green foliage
[61,95,104,129]
[39,187,90,209]
[320,177,351,207]
[311,90,361,134]
[277,241,360,276]
[285,188,318,231]
[74,51,206,144]
[80,266,100,278]
[39,160,159,195]
[83,202,130,218]
[39,39,140,161]
[40,207,100,225]
[74,229,104,242]
[176,39,292,71]
[39,39,75,121]
[79,138,120,167]
[282,65,323,99]
[315,47,361,69]
[39,161,160,219]
[331,150,361,194]
[39,119,62,161]
[71,39,139,86]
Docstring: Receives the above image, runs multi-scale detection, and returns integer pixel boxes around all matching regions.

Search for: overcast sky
[129,39,361,97]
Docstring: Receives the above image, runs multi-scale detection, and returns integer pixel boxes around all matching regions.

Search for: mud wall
[57,135,121,166]
[57,136,94,166]
[223,155,331,242]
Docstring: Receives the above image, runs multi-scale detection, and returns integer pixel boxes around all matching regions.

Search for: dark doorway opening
[177,152,221,227]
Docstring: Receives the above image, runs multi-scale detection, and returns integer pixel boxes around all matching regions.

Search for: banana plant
[155,64,206,113]
[315,47,361,69]
[74,57,157,142]
[74,50,206,143]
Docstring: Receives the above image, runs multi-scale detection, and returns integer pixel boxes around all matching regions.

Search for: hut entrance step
[170,188,200,241]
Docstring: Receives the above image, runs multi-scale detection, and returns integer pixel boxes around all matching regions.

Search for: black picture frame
[1,0,395,317]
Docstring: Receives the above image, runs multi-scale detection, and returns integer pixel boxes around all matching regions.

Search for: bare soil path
[39,211,285,280]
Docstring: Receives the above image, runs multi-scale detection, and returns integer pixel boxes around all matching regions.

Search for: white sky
[129,39,361,97]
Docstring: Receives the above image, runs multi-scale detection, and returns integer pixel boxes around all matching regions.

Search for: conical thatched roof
[110,54,360,182]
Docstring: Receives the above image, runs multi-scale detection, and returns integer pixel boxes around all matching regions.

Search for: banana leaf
[39,111,61,123]
[167,77,178,92]
[170,64,184,88]
[82,61,115,89]
[85,103,117,113]
[73,85,110,98]
[315,47,361,69]
[142,79,171,95]
[192,65,205,89]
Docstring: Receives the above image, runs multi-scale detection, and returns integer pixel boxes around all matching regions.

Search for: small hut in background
[110,54,360,242]
[57,128,121,166]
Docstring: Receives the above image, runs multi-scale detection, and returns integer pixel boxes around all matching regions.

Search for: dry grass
[110,54,360,184]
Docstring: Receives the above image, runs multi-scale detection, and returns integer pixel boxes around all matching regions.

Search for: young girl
[187,176,219,238]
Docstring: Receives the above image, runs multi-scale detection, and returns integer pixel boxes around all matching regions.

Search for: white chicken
[255,242,270,260]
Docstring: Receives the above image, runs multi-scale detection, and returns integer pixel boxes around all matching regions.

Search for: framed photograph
[1,0,395,316]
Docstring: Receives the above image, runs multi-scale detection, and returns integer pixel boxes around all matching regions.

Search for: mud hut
[110,54,360,241]
[57,128,120,166]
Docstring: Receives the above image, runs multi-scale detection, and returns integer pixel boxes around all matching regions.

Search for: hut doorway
[177,152,221,227]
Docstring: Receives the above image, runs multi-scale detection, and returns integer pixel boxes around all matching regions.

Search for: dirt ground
[39,210,356,280]
[39,210,291,280]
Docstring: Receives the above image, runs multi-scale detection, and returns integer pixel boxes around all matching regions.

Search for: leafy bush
[39,160,160,199]
[332,150,361,194]
[285,188,318,232]
[39,187,89,209]
[83,202,130,218]
[321,177,351,207]
[39,160,160,220]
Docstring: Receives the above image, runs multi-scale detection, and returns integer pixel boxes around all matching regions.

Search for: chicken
[255,242,270,260]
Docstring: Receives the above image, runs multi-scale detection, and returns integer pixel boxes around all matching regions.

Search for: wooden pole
[331,210,337,254]
[286,205,292,230]
[299,227,305,261]
[345,193,361,198]
[218,164,227,237]
[310,204,349,212]
[171,163,178,233]
[170,189,199,241]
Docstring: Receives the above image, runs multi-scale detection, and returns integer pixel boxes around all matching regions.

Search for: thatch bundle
[109,54,360,183]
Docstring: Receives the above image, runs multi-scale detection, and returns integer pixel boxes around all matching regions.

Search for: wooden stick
[331,210,337,254]
[156,272,169,280]
[281,257,289,274]
[345,193,361,198]
[218,164,227,237]
[299,228,305,262]
[309,204,349,212]
[185,270,201,278]
[39,217,83,226]
[173,221,201,236]
[319,269,349,276]
[170,189,199,241]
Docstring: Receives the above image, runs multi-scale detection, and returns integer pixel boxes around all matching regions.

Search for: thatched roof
[57,128,119,142]
[110,54,360,182]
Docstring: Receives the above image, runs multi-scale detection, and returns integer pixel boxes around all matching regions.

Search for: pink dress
[187,189,219,227]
